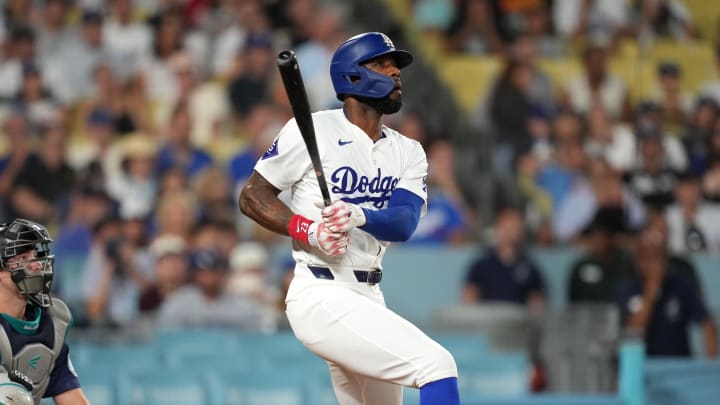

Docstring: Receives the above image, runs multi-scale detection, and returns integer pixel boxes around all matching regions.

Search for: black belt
[307,265,383,285]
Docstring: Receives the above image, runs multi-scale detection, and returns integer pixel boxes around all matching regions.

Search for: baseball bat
[277,50,332,207]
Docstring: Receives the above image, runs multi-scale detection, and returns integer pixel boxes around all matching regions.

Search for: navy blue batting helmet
[330,32,413,100]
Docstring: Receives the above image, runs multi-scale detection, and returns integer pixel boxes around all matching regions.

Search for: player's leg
[327,362,403,405]
[286,284,457,393]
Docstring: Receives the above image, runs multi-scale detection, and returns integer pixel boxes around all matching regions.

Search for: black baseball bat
[277,50,332,207]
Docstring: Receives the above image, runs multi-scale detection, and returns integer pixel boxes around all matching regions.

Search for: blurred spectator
[624,122,682,209]
[682,97,719,176]
[665,170,720,254]
[155,101,213,178]
[139,234,188,313]
[408,139,474,244]
[536,137,588,220]
[462,207,545,310]
[82,214,154,327]
[634,101,687,170]
[192,166,235,224]
[616,215,717,358]
[488,60,536,174]
[103,0,152,82]
[153,189,198,242]
[228,34,276,119]
[294,8,345,110]
[634,0,700,45]
[45,9,108,105]
[567,206,635,303]
[649,61,693,135]
[0,112,31,205]
[211,0,270,80]
[6,124,76,224]
[0,25,38,101]
[560,44,632,122]
[553,0,630,44]
[35,0,74,65]
[584,105,636,172]
[521,1,564,57]
[157,248,278,331]
[54,184,115,261]
[158,165,189,196]
[509,35,555,111]
[227,241,279,307]
[68,107,120,176]
[11,62,61,133]
[443,0,504,54]
[1,0,37,30]
[106,134,159,219]
[227,103,282,189]
[554,156,646,243]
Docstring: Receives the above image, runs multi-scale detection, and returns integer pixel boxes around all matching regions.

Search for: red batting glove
[288,215,349,256]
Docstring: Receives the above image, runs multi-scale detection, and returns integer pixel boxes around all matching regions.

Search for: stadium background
[1,0,720,404]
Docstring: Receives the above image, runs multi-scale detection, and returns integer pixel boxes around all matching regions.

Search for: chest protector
[0,298,71,404]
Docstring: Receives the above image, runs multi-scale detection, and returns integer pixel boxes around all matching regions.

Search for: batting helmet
[330,32,413,100]
[0,219,55,308]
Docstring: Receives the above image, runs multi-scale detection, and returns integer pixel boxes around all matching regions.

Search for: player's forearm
[239,172,294,236]
[702,318,718,358]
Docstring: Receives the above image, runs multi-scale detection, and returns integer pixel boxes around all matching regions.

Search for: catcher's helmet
[330,32,413,100]
[0,219,54,307]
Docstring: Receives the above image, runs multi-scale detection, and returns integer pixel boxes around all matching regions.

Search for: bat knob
[278,50,295,66]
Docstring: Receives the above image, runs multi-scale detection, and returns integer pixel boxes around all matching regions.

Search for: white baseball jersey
[254,108,428,269]
[254,109,456,404]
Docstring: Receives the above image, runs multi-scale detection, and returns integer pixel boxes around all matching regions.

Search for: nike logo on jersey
[338,139,353,146]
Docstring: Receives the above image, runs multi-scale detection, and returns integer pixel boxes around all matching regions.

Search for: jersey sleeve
[253,118,312,191]
[395,141,428,215]
[43,344,81,398]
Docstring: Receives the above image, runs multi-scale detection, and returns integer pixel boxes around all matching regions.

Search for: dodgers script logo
[331,166,399,208]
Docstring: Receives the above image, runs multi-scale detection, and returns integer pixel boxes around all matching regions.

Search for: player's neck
[0,294,28,319]
[343,101,383,142]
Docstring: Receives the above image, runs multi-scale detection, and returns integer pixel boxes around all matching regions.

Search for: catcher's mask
[0,219,54,308]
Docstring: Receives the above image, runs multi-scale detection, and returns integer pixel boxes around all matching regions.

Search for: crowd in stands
[0,0,718,361]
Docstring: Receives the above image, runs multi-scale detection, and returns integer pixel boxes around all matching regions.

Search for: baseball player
[0,219,89,404]
[239,32,460,405]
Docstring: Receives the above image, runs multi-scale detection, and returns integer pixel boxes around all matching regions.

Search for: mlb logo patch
[262,138,279,159]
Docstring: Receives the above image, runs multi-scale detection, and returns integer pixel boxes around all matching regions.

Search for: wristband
[288,214,314,244]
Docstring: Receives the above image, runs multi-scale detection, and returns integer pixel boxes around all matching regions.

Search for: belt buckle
[366,270,382,285]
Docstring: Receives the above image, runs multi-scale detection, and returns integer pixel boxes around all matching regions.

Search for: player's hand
[319,200,367,233]
[308,222,349,256]
[288,214,348,256]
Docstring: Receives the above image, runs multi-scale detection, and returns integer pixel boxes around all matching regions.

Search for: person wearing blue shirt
[463,208,545,308]
[0,219,89,404]
[155,102,213,178]
[615,214,718,358]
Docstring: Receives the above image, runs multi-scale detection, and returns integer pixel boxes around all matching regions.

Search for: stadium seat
[456,352,531,397]
[461,394,624,405]
[435,56,502,115]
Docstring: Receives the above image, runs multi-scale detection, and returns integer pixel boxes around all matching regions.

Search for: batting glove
[288,215,349,256]
[320,200,367,233]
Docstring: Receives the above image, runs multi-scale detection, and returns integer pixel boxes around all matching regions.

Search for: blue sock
[420,377,460,405]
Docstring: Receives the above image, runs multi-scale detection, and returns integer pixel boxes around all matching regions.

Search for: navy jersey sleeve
[677,277,711,324]
[526,260,546,295]
[43,344,81,398]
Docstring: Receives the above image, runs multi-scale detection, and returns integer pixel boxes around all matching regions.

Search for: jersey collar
[1,305,41,335]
